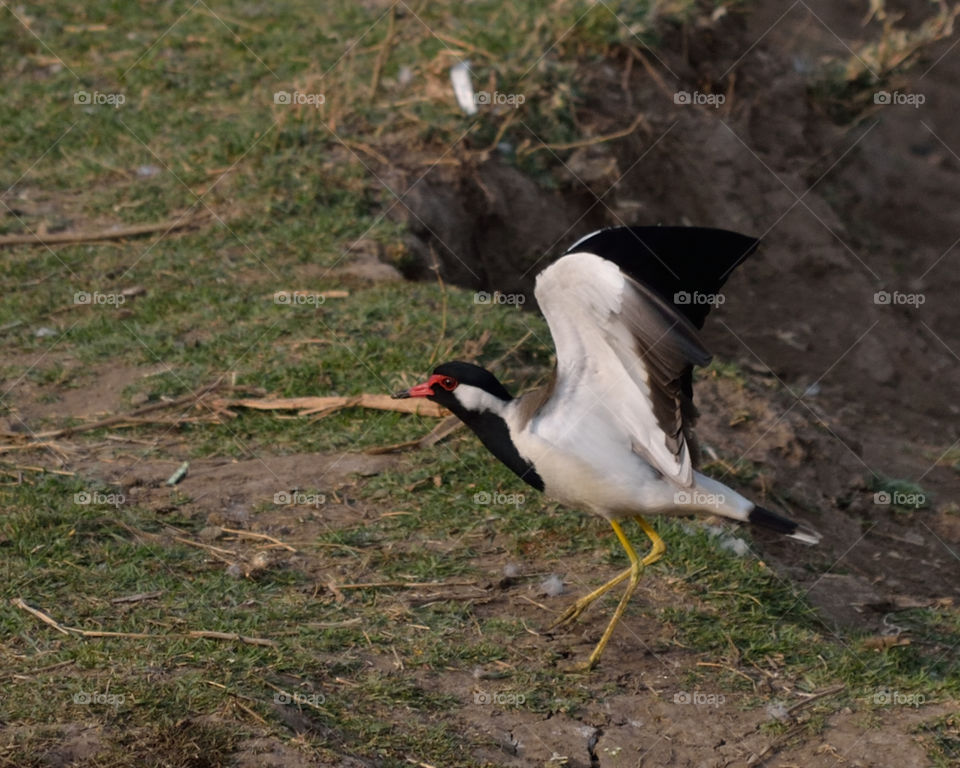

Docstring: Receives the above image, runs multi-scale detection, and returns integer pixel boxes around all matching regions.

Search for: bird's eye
[439,377,457,391]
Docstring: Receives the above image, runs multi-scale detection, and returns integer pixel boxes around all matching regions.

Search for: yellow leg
[548,566,632,630]
[634,514,666,567]
[581,519,642,669]
[554,515,666,671]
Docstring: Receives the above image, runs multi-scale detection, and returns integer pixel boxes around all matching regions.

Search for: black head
[392,360,543,491]
[392,360,512,414]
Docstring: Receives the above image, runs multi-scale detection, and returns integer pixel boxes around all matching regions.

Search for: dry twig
[212,393,446,418]
[219,527,297,552]
[0,215,207,247]
[12,598,277,647]
[110,591,163,605]
[369,2,397,100]
[518,113,646,157]
[334,579,480,590]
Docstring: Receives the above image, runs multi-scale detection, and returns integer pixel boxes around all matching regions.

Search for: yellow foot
[547,519,665,634]
[548,567,631,631]
[553,515,667,671]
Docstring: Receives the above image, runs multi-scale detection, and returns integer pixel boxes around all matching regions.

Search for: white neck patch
[453,383,507,415]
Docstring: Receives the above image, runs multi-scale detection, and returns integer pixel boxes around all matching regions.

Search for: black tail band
[748,505,798,535]
[748,505,820,545]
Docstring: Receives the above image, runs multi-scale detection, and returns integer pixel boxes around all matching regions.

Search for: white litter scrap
[450,61,477,115]
[540,574,564,597]
[685,521,751,557]
[719,536,750,557]
[766,700,791,722]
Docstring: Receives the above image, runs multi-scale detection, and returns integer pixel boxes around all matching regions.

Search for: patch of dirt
[77,452,397,518]
[692,373,960,622]
[2,361,168,432]
[40,723,105,767]
[2,185,100,238]
[230,737,369,768]
[453,695,956,768]
[382,158,606,292]
[408,569,957,767]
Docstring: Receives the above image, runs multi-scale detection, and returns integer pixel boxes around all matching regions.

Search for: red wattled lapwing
[393,226,819,670]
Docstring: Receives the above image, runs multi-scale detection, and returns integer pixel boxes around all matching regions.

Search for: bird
[392,226,819,670]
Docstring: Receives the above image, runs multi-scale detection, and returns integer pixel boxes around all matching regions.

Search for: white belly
[506,413,754,524]
[510,427,678,518]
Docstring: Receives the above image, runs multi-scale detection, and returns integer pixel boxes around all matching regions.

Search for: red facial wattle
[392,374,458,399]
[405,378,438,397]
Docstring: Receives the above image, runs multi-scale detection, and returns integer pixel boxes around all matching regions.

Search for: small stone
[197,526,223,541]
[903,531,925,546]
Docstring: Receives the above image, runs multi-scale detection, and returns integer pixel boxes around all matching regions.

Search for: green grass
[919,714,960,768]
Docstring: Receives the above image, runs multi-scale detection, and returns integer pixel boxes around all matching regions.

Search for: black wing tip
[566,225,761,256]
[749,505,820,545]
[563,225,762,329]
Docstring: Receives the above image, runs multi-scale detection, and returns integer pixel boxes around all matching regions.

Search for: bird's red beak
[392,375,440,399]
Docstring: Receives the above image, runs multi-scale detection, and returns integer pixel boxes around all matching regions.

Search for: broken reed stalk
[11,598,277,647]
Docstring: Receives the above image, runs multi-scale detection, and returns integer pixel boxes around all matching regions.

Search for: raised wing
[564,226,759,329]
[533,251,711,486]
